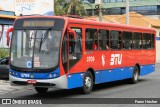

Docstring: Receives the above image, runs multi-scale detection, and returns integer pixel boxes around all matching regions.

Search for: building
[83,0,160,19]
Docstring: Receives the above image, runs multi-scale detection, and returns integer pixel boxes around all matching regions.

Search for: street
[0,64,160,107]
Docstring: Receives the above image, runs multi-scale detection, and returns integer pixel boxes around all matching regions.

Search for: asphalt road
[0,64,160,107]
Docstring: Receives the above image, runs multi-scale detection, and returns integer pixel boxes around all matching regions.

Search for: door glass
[62,33,68,72]
[69,28,82,69]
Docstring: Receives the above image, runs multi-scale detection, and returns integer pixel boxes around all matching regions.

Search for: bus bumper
[9,74,68,89]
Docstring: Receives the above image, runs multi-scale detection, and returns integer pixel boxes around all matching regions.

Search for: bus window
[123,32,132,50]
[62,33,68,72]
[151,34,155,49]
[99,30,109,50]
[110,30,122,50]
[85,28,98,50]
[143,33,151,49]
[133,32,142,50]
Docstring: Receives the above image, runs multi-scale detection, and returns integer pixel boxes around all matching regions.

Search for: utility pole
[126,0,129,25]
[98,0,102,21]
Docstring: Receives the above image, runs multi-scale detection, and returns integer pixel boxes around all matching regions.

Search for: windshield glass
[10,29,61,69]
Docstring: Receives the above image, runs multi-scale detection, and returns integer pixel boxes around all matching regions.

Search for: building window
[103,0,109,3]
[110,0,116,2]
[117,0,123,2]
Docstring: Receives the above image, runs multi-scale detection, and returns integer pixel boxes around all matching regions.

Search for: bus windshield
[10,29,61,69]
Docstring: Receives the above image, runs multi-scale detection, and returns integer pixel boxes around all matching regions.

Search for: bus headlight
[53,74,57,78]
[10,71,13,75]
[15,73,18,76]
[49,73,59,78]
[49,74,52,78]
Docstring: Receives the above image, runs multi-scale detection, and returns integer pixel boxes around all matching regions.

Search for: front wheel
[35,87,48,94]
[130,66,139,84]
[82,71,93,94]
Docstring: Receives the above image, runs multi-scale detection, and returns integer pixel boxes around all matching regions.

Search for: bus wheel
[131,66,139,84]
[35,87,48,94]
[82,71,93,94]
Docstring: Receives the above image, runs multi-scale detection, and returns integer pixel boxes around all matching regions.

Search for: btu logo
[110,54,122,65]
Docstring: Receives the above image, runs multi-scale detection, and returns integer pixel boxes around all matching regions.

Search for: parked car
[0,57,9,78]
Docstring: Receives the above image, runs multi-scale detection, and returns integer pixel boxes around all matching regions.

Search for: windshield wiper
[39,26,54,52]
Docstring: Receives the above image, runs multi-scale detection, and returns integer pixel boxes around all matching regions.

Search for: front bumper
[9,74,68,89]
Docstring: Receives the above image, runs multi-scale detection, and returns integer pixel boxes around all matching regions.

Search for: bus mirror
[6,27,13,46]
[68,28,76,39]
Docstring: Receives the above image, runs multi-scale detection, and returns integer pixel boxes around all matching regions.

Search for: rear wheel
[130,66,139,84]
[82,71,93,94]
[35,87,48,94]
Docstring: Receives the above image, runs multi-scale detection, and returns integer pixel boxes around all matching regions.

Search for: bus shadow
[21,78,149,99]
[92,79,147,92]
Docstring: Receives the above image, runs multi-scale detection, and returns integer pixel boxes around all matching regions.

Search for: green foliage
[0,48,9,59]
[54,0,92,16]
[54,0,66,15]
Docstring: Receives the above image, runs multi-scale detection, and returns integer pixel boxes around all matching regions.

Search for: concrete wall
[155,28,160,63]
[156,40,160,63]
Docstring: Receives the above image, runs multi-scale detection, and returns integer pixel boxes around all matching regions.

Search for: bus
[7,16,156,94]
[0,14,17,58]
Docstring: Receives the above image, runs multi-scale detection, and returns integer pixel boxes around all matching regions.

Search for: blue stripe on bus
[67,64,155,89]
[95,67,133,84]
[140,64,155,76]
[9,67,60,79]
[68,73,85,89]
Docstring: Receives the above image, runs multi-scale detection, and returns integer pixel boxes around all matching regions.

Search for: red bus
[8,16,156,94]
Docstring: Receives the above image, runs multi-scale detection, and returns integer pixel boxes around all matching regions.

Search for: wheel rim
[85,76,92,89]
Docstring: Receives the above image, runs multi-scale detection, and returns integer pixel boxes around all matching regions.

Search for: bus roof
[0,15,17,19]
[15,15,156,32]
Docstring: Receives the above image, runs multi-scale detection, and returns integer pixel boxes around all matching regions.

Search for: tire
[82,71,93,94]
[35,87,48,94]
[130,66,139,84]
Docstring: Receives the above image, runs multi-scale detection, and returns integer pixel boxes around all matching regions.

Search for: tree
[65,0,92,16]
[54,0,92,16]
[54,0,65,15]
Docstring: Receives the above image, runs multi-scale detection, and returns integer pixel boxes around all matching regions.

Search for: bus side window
[151,34,155,49]
[123,32,132,50]
[133,32,142,50]
[99,29,109,50]
[85,28,98,50]
[110,30,121,50]
[143,33,151,49]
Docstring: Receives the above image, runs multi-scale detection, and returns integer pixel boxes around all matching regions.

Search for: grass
[0,48,9,59]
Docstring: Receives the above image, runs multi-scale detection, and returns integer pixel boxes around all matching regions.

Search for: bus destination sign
[23,20,54,27]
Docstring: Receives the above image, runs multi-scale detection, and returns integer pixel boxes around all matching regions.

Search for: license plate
[27,80,37,84]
